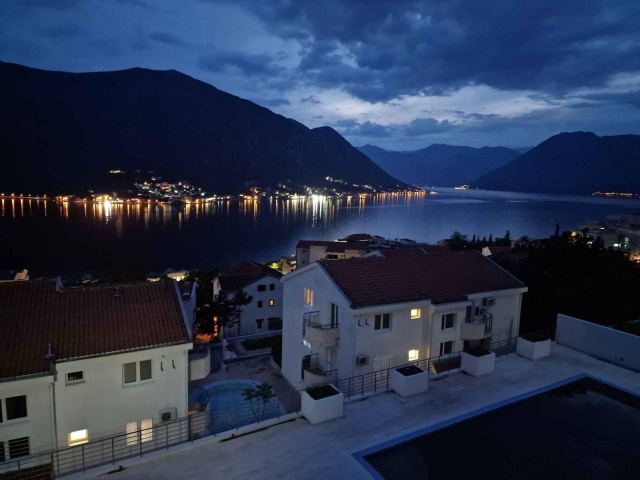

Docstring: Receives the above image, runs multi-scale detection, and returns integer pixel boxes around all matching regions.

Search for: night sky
[1,0,639,149]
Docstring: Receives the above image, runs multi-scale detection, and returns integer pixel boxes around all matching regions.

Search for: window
[123,360,152,385]
[304,288,314,307]
[1,437,30,459]
[269,283,275,291]
[374,313,391,331]
[441,313,456,330]
[256,319,264,329]
[440,341,454,355]
[330,303,339,327]
[268,299,275,307]
[257,300,263,308]
[410,308,421,319]
[68,429,88,446]
[257,284,266,292]
[0,395,27,422]
[66,371,84,384]
[126,419,153,446]
[408,349,419,361]
[268,317,282,330]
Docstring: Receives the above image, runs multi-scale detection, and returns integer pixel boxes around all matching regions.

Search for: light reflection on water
[1,189,639,276]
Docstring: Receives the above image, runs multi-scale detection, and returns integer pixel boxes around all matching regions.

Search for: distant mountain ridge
[0,61,404,194]
[358,143,521,186]
[470,132,640,194]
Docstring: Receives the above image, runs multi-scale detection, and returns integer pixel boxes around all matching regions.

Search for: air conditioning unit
[356,354,369,367]
[483,297,496,307]
[159,407,177,422]
[476,306,487,316]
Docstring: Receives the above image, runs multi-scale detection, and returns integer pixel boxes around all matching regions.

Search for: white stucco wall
[556,314,640,371]
[0,375,54,455]
[54,343,191,448]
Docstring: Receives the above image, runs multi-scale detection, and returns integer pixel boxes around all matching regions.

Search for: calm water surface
[1,189,639,276]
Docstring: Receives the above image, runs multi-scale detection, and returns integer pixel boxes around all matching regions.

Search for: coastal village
[1,229,639,479]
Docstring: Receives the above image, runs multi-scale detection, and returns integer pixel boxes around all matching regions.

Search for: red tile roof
[217,261,282,292]
[320,250,525,308]
[0,280,191,380]
[296,240,368,252]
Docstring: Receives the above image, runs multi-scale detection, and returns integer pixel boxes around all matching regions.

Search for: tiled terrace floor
[74,344,640,480]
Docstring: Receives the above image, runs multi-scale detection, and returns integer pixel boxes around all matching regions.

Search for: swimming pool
[355,375,640,479]
[201,379,286,435]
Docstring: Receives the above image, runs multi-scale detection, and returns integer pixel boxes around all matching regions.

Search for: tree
[242,383,276,422]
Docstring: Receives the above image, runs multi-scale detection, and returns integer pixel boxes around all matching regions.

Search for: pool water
[360,376,640,479]
[202,380,285,435]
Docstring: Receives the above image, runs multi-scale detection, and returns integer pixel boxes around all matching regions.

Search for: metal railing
[336,327,556,400]
[302,353,338,378]
[465,313,493,335]
[0,414,208,479]
[303,311,338,331]
[0,385,303,479]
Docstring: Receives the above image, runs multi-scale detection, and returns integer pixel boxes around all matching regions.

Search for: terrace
[70,342,639,479]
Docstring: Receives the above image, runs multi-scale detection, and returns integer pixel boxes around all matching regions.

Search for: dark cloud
[335,117,452,139]
[300,95,320,104]
[148,31,188,46]
[198,52,283,78]
[230,0,640,102]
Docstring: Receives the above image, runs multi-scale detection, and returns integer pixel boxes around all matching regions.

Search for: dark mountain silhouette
[358,144,520,186]
[471,132,640,194]
[0,61,404,195]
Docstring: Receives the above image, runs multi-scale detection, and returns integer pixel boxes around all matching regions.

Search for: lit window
[374,313,391,331]
[140,418,153,443]
[441,313,456,330]
[269,299,275,307]
[126,419,153,446]
[304,288,314,307]
[68,429,88,446]
[410,308,421,319]
[126,421,138,446]
[408,349,419,361]
[66,371,84,384]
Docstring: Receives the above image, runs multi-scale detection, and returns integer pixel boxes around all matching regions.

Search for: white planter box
[390,366,428,397]
[301,385,344,425]
[517,337,551,360]
[461,351,495,377]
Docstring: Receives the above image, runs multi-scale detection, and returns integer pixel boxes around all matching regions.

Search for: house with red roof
[213,261,283,337]
[281,248,527,391]
[0,279,193,460]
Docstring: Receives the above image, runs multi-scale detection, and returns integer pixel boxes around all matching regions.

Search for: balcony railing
[302,354,338,387]
[303,311,339,347]
[461,313,493,340]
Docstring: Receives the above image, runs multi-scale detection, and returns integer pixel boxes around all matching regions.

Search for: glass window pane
[0,399,3,423]
[374,315,381,330]
[6,396,27,420]
[68,429,88,446]
[123,362,137,384]
[140,418,153,443]
[383,313,390,329]
[139,360,152,381]
[8,437,29,459]
[126,421,138,446]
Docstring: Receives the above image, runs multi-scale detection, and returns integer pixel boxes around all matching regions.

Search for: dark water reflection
[1,189,639,276]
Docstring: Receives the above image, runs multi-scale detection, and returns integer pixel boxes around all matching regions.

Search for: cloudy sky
[1,0,639,150]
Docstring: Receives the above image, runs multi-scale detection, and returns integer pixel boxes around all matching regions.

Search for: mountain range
[471,132,640,194]
[0,61,403,195]
[358,144,521,187]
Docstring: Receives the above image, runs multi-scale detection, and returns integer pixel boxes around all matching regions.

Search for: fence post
[111,437,115,464]
[361,374,364,397]
[82,444,86,472]
[138,429,142,458]
[17,460,21,480]
[166,422,170,450]
[188,415,193,442]
[50,452,55,479]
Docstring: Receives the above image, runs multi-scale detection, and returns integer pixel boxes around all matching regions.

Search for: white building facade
[0,279,192,463]
[281,250,527,391]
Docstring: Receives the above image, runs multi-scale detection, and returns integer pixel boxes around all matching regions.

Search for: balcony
[303,311,339,347]
[302,354,337,387]
[461,313,493,340]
